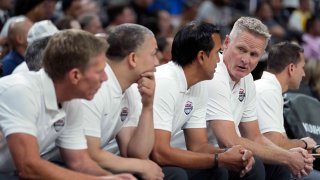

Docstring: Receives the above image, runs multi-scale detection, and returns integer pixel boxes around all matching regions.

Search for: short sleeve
[206,74,234,122]
[123,84,142,128]
[241,76,258,122]
[153,79,176,132]
[183,82,207,129]
[81,86,107,138]
[256,89,285,133]
[0,85,39,137]
[56,100,87,150]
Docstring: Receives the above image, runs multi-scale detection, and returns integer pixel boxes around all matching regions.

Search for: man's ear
[128,52,137,68]
[68,68,82,84]
[196,50,206,65]
[223,35,230,49]
[288,63,295,77]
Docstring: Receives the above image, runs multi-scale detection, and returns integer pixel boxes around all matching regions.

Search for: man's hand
[138,160,164,180]
[291,147,314,177]
[137,72,155,108]
[300,137,317,150]
[218,145,254,175]
[287,148,311,178]
[239,149,255,177]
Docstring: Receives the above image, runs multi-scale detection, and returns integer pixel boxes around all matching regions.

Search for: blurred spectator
[105,3,136,33]
[1,17,32,76]
[255,1,285,43]
[1,0,57,39]
[268,0,291,28]
[14,0,57,22]
[78,12,103,34]
[156,36,173,65]
[156,9,173,37]
[197,0,232,36]
[13,19,59,73]
[130,0,155,24]
[55,16,81,30]
[0,0,13,31]
[288,0,312,32]
[303,58,320,101]
[302,16,320,59]
[175,0,200,31]
[81,0,99,14]
[61,0,83,19]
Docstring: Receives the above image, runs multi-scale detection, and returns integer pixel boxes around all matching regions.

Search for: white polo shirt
[153,62,208,149]
[206,59,257,140]
[255,71,286,133]
[81,65,141,152]
[0,70,87,174]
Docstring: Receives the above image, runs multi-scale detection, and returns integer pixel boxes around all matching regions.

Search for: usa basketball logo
[184,101,193,115]
[53,119,65,132]
[238,88,246,102]
[120,107,129,122]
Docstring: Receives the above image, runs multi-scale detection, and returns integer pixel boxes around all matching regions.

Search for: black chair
[283,92,320,170]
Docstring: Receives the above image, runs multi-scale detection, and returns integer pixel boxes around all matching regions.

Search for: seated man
[255,41,320,179]
[64,24,166,179]
[151,21,255,180]
[206,17,313,180]
[0,29,134,180]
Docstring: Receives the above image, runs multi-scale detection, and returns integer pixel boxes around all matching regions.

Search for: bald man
[1,17,32,76]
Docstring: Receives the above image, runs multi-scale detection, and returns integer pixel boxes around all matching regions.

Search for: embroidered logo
[120,107,129,122]
[238,88,246,102]
[53,119,65,132]
[184,101,193,115]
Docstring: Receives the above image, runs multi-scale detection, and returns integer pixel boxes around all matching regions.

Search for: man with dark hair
[61,0,83,19]
[255,42,320,179]
[0,29,134,180]
[78,12,103,34]
[150,21,255,180]
[64,23,167,179]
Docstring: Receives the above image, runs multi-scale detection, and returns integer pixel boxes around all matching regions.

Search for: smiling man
[206,17,314,180]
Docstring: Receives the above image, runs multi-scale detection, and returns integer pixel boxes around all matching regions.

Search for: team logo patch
[184,101,193,115]
[238,88,246,102]
[120,107,129,122]
[53,119,65,132]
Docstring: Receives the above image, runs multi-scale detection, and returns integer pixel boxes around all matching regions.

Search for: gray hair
[229,17,271,44]
[25,36,51,71]
[106,23,154,61]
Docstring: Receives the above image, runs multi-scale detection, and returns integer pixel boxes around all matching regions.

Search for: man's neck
[108,61,136,93]
[275,73,289,93]
[183,65,204,89]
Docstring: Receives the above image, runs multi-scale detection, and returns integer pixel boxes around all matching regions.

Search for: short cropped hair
[229,17,271,46]
[171,21,220,67]
[43,29,108,80]
[106,23,154,61]
[25,36,51,71]
[267,42,304,74]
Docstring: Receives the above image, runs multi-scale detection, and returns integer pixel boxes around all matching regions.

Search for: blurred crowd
[0,0,320,100]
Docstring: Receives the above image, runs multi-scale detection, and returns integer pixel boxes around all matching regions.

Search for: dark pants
[161,166,228,180]
[185,167,229,180]
[229,157,290,180]
[0,174,19,180]
[162,166,188,180]
[229,157,265,180]
[265,163,291,180]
